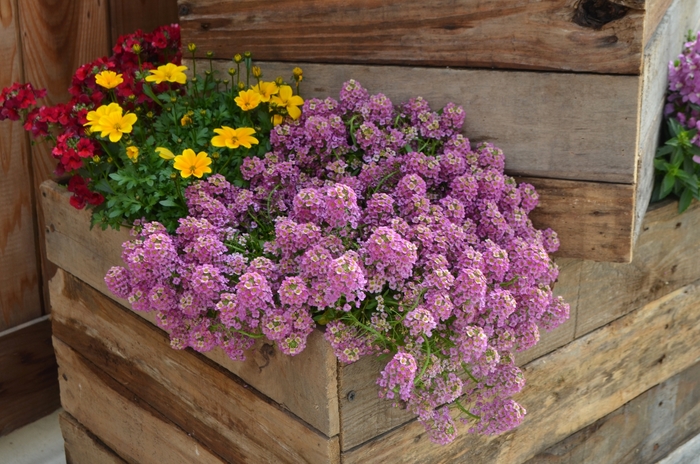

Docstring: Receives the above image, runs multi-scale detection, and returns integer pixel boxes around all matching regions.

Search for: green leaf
[671,146,684,166]
[142,83,163,107]
[669,118,683,137]
[679,188,694,213]
[656,144,674,157]
[654,158,668,171]
[159,199,177,207]
[659,172,676,199]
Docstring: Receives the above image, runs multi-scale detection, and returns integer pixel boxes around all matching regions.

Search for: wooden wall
[0,0,178,437]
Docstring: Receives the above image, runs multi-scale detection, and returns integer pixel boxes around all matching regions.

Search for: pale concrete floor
[0,409,65,464]
[0,408,697,464]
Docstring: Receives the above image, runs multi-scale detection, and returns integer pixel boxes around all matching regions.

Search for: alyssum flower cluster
[104,78,569,444]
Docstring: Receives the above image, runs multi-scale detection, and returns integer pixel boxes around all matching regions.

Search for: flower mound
[105,80,569,444]
[666,31,700,145]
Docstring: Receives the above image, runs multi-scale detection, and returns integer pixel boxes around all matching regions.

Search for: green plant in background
[653,118,700,212]
[653,30,700,213]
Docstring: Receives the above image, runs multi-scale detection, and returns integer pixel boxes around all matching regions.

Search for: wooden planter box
[44,152,700,464]
[180,0,700,263]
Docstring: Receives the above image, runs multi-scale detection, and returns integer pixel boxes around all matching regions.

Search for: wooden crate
[43,146,700,463]
[180,0,700,262]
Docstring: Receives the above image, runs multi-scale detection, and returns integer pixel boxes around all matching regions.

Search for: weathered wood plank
[41,181,340,437]
[209,60,640,186]
[576,198,700,337]
[0,316,60,436]
[634,0,700,245]
[525,359,700,464]
[54,337,226,464]
[0,0,42,330]
[338,257,582,451]
[342,282,700,463]
[59,411,127,464]
[179,0,645,74]
[18,0,111,310]
[523,177,635,263]
[109,0,179,46]
[51,269,340,463]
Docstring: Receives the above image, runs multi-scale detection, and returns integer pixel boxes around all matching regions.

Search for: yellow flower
[187,43,197,53]
[293,67,303,82]
[156,147,175,160]
[97,106,138,143]
[251,81,279,103]
[234,89,262,111]
[173,149,212,178]
[95,70,123,89]
[211,126,259,149]
[271,85,304,121]
[181,114,192,126]
[84,102,122,133]
[145,63,188,85]
[126,146,139,162]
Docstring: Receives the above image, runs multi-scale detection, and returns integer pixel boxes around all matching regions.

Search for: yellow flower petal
[156,147,175,160]
[95,70,123,89]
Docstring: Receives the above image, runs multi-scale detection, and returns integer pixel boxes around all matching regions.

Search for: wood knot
[573,0,629,30]
[179,4,191,16]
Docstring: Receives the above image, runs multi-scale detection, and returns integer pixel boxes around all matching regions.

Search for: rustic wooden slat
[643,0,675,45]
[634,0,700,244]
[0,316,60,436]
[18,0,111,311]
[209,60,640,186]
[525,359,700,464]
[41,181,340,437]
[338,257,582,451]
[523,177,635,263]
[109,0,179,46]
[179,0,645,74]
[54,337,226,464]
[0,0,42,330]
[342,282,700,463]
[59,412,127,464]
[575,198,700,337]
[51,269,340,463]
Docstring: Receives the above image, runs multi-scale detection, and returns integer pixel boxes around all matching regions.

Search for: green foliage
[82,56,294,232]
[652,118,700,213]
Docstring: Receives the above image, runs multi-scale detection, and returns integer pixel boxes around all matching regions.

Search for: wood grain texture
[41,180,340,437]
[634,0,700,245]
[575,198,700,337]
[59,412,127,464]
[0,0,42,330]
[54,337,226,464]
[179,0,645,74]
[522,177,635,263]
[51,269,340,464]
[338,258,582,451]
[342,282,700,463]
[18,0,111,310]
[0,316,60,436]
[526,359,700,464]
[109,0,178,46]
[208,60,640,185]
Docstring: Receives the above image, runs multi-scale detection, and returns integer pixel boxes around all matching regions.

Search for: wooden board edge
[0,315,60,437]
[54,336,227,463]
[525,358,700,463]
[59,411,127,464]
